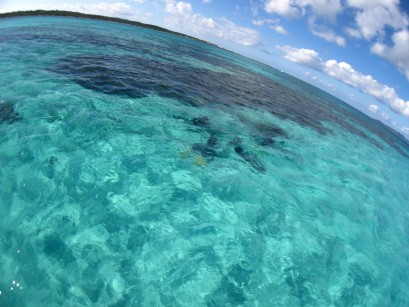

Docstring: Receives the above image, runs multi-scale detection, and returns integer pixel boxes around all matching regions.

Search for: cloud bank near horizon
[276,45,409,118]
[276,44,409,136]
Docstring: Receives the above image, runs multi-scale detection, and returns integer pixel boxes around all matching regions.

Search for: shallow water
[1,16,409,306]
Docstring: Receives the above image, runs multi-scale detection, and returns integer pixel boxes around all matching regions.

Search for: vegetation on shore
[0,10,218,47]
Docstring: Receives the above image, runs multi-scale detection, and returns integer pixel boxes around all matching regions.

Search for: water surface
[1,16,409,306]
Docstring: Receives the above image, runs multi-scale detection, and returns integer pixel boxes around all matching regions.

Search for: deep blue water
[1,16,409,306]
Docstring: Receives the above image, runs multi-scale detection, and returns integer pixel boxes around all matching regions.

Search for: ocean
[1,16,409,306]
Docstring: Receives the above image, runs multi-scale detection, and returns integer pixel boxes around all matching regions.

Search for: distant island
[0,10,218,47]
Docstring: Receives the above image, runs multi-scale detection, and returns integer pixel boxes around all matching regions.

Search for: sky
[1,0,409,138]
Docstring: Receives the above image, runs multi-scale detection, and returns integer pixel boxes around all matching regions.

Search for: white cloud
[369,104,379,113]
[346,0,409,40]
[276,45,409,118]
[252,18,288,35]
[264,0,342,20]
[165,1,192,15]
[252,19,265,26]
[381,112,390,121]
[309,18,345,46]
[344,27,362,39]
[202,0,212,3]
[252,18,279,26]
[264,0,344,45]
[401,127,409,137]
[250,0,260,16]
[214,18,261,46]
[45,2,133,16]
[263,0,409,42]
[299,0,342,21]
[371,29,409,81]
[323,60,409,116]
[271,25,288,35]
[264,0,299,18]
[312,28,345,46]
[165,1,260,46]
[276,45,323,70]
[264,0,409,73]
[134,0,145,3]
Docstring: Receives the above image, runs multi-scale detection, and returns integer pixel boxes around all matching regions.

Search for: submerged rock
[192,134,218,161]
[192,143,216,160]
[253,122,287,147]
[255,122,287,137]
[0,101,21,123]
[207,134,218,146]
[231,137,266,173]
[43,156,59,178]
[192,116,210,127]
[190,134,266,173]
[234,146,266,173]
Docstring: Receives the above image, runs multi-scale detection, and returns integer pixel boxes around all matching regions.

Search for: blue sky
[1,0,409,137]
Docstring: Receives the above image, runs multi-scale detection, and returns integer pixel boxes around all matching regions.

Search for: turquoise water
[1,16,409,306]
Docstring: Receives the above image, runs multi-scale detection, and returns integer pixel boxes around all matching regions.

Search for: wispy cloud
[270,25,288,35]
[252,18,279,26]
[308,17,345,47]
[252,18,288,35]
[343,27,361,39]
[165,1,260,46]
[41,2,134,17]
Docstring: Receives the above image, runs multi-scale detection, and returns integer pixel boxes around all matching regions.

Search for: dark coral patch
[49,51,409,157]
[0,101,21,123]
